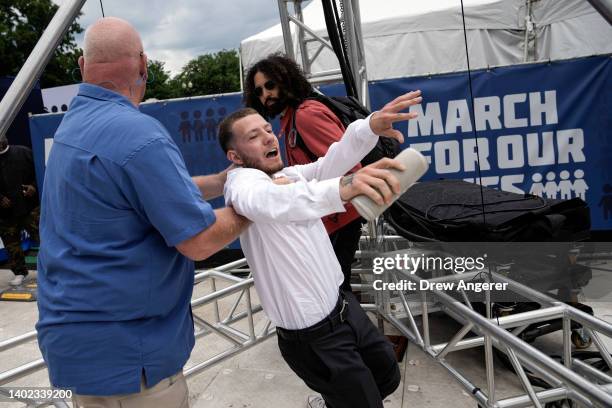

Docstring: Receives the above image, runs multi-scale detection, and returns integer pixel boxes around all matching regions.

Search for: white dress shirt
[224,117,378,329]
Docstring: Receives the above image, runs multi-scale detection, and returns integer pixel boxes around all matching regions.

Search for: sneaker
[307,395,327,408]
[9,274,26,287]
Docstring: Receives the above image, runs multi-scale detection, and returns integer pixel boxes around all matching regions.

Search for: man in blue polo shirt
[36,17,249,408]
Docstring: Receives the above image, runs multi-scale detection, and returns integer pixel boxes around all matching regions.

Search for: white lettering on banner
[526,131,556,166]
[503,94,528,128]
[412,130,585,174]
[407,91,559,137]
[404,89,587,199]
[408,102,444,137]
[434,141,461,174]
[462,138,490,172]
[529,91,558,126]
[497,135,525,169]
[501,174,525,194]
[445,99,472,134]
[474,96,502,131]
[557,129,586,164]
[463,175,525,194]
[410,143,433,165]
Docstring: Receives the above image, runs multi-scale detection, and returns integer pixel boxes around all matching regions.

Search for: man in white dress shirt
[219,91,421,408]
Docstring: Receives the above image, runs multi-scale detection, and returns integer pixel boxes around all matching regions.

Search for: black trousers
[329,218,363,292]
[277,291,401,408]
[0,207,39,276]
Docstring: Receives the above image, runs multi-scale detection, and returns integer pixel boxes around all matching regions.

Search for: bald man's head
[79,17,148,105]
[83,17,142,63]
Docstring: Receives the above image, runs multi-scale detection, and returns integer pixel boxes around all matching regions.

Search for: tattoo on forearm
[341,174,354,186]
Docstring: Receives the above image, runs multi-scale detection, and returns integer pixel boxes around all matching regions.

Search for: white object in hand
[351,148,428,221]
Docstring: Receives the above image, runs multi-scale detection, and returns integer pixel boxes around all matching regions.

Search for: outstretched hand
[369,90,422,143]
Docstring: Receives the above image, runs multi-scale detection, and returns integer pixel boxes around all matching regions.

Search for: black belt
[276,293,349,342]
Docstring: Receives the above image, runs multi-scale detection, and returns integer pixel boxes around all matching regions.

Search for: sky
[53,0,287,75]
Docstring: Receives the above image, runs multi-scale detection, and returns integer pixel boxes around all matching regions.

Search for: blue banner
[366,55,611,231]
[30,55,611,231]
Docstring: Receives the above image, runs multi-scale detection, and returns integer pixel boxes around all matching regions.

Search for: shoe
[307,395,327,408]
[9,274,26,286]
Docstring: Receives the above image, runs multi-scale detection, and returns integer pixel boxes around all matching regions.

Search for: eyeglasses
[254,80,276,97]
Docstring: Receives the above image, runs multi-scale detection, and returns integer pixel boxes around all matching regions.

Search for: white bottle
[351,148,429,221]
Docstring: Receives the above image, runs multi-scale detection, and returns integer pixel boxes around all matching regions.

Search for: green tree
[172,49,240,98]
[0,0,83,88]
[144,59,173,101]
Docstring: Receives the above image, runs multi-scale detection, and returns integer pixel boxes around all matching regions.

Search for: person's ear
[227,149,243,166]
[141,52,148,81]
[78,56,85,79]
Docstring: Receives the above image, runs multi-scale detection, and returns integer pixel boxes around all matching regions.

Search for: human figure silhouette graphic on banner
[179,111,192,143]
[205,108,217,141]
[529,169,589,202]
[193,110,204,141]
[599,184,612,221]
[217,107,227,128]
[529,173,545,197]
[573,170,588,201]
[543,172,558,199]
[558,170,572,200]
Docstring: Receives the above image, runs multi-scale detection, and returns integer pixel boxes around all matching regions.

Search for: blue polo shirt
[36,84,216,395]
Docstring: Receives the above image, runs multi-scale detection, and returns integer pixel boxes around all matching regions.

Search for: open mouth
[265,148,278,159]
[265,98,277,107]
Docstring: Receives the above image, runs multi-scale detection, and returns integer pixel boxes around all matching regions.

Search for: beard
[263,90,288,118]
[265,99,285,118]
[241,154,284,176]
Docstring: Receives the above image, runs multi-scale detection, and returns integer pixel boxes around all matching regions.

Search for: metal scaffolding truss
[365,241,612,408]
[276,0,369,106]
[0,261,274,407]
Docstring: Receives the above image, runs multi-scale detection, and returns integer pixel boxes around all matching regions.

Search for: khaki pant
[73,372,189,408]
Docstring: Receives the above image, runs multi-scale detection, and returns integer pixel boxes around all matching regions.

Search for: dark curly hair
[244,53,313,119]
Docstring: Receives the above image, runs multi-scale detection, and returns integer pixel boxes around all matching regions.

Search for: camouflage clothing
[0,206,39,276]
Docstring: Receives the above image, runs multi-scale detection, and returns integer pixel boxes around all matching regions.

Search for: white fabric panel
[240,0,612,80]
[537,13,612,61]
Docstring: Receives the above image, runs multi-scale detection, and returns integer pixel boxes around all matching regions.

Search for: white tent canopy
[240,0,612,81]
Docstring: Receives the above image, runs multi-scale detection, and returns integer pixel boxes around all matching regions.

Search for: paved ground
[1,265,611,408]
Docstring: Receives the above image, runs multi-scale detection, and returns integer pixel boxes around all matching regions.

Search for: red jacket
[280,100,361,235]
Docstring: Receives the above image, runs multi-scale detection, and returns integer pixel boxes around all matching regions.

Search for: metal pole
[0,331,37,353]
[573,358,612,384]
[421,291,431,350]
[287,16,334,52]
[0,0,87,137]
[211,277,221,323]
[238,47,244,91]
[245,289,257,341]
[505,346,543,408]
[293,1,311,75]
[436,323,474,360]
[523,0,533,62]
[342,0,363,103]
[585,0,612,24]
[563,315,572,368]
[434,290,612,407]
[277,0,296,60]
[349,0,370,108]
[497,388,572,408]
[484,275,496,403]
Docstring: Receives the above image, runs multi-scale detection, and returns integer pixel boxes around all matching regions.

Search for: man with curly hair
[244,54,364,294]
